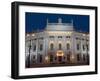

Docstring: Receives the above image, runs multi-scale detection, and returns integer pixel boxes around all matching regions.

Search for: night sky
[25,12,89,33]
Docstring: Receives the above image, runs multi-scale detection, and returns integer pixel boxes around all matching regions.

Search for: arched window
[59,43,62,50]
[66,43,70,50]
[67,54,71,62]
[83,54,85,61]
[77,54,80,61]
[83,44,85,51]
[38,54,42,63]
[77,44,80,50]
[86,44,89,51]
[40,44,43,51]
[50,43,54,50]
[33,45,36,51]
[50,55,53,62]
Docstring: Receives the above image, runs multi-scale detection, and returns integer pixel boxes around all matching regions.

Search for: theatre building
[25,18,89,67]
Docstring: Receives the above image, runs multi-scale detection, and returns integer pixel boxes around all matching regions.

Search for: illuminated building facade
[25,18,89,67]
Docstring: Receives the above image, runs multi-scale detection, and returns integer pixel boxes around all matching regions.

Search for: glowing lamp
[56,50,64,56]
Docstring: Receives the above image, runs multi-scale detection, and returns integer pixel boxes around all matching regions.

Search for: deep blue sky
[25,12,89,33]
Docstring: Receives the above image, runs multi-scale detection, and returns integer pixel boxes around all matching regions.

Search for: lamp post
[28,40,32,68]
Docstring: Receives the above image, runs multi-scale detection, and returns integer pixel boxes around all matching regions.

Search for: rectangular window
[76,37,78,40]
[58,36,62,38]
[39,37,44,40]
[49,36,54,38]
[82,38,84,40]
[66,36,70,38]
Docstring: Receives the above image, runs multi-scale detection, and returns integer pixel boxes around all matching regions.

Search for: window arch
[77,43,80,50]
[66,43,70,50]
[59,43,62,50]
[83,44,85,51]
[39,44,43,51]
[50,43,54,50]
[33,45,36,51]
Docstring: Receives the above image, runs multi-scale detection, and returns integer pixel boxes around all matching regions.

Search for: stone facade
[25,18,89,67]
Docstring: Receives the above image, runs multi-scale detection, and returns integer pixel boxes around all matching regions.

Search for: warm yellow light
[56,50,64,56]
[71,55,74,59]
[32,34,35,36]
[70,55,75,63]
[68,32,72,35]
[47,31,72,35]
[45,56,49,60]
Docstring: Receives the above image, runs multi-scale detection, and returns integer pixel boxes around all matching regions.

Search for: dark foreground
[26,62,89,68]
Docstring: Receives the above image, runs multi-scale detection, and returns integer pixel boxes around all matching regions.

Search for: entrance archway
[56,50,64,63]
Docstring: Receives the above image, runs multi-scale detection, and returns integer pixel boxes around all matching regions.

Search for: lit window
[59,43,62,50]
[50,43,54,50]
[67,32,72,35]
[66,43,70,50]
[32,34,35,36]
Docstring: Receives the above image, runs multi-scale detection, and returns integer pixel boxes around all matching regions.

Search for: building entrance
[58,56,62,63]
[56,50,64,63]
